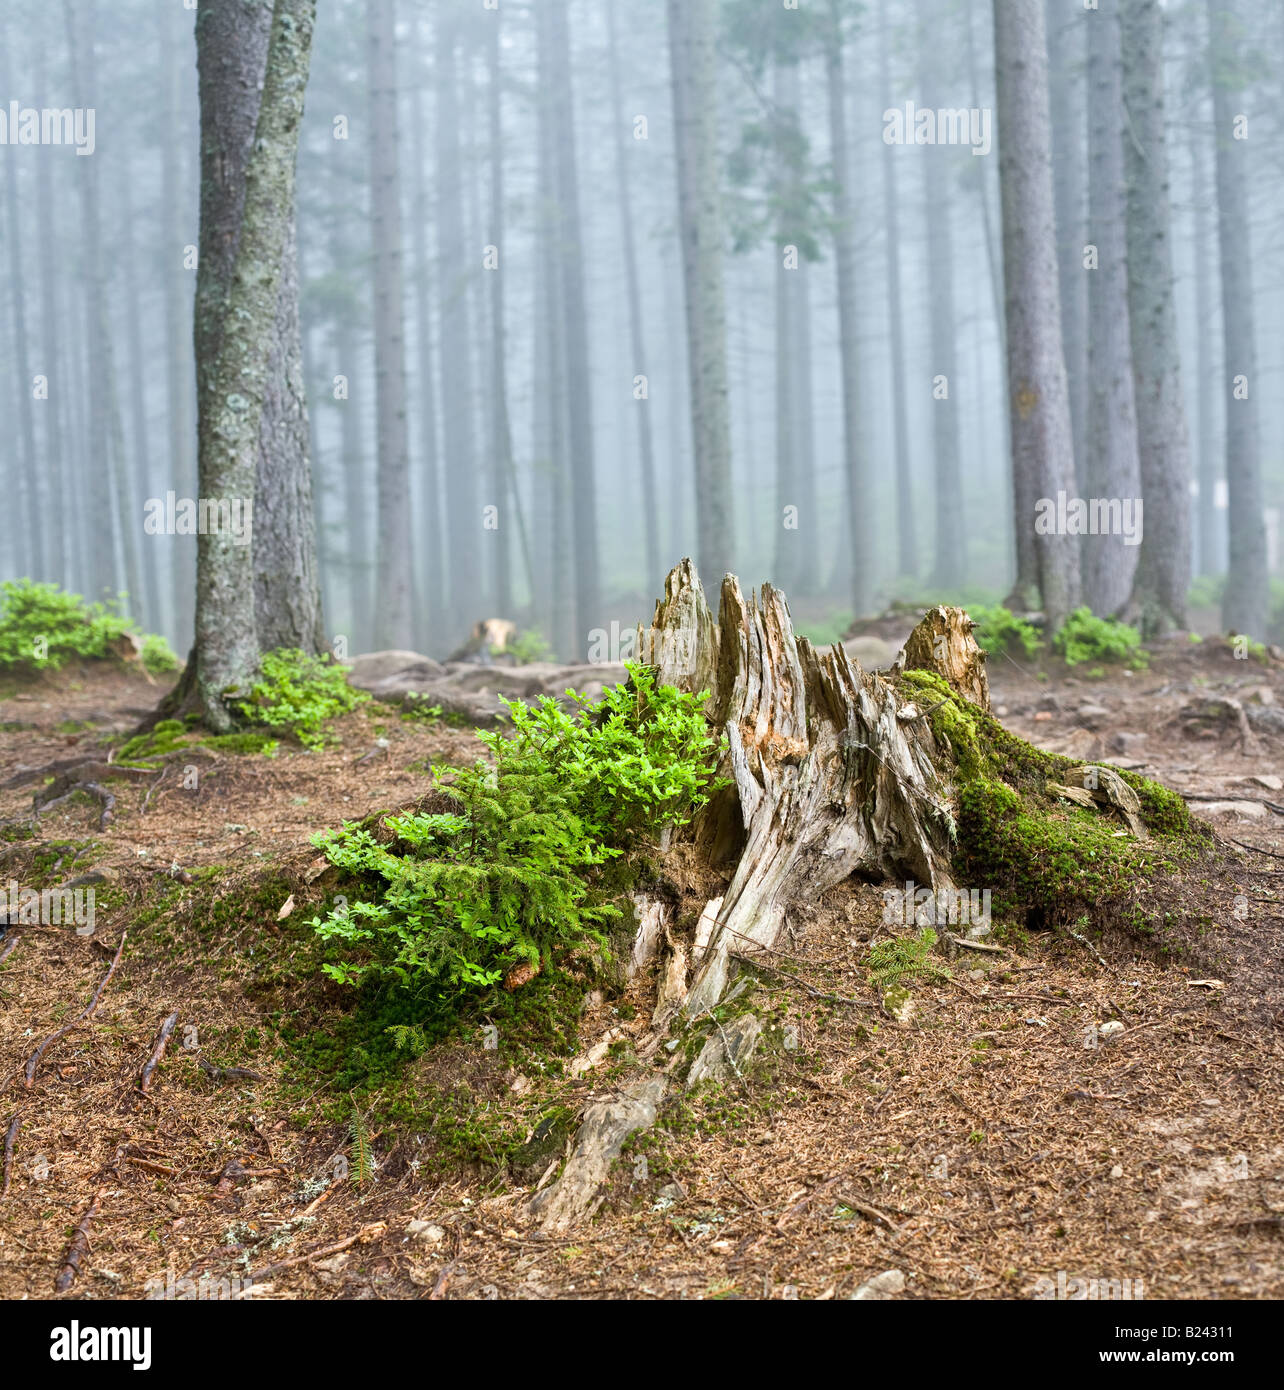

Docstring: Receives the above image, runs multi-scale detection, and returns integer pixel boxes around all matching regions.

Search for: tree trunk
[546,0,601,643]
[667,0,734,585]
[366,0,413,651]
[1045,0,1088,489]
[993,0,1081,632]
[879,0,916,585]
[1083,0,1140,616]
[921,3,965,591]
[194,0,316,728]
[1120,0,1192,633]
[1208,0,1266,639]
[606,0,661,593]
[1191,125,1222,581]
[435,11,478,651]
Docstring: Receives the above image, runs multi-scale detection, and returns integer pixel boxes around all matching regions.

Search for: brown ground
[1,638,1282,1302]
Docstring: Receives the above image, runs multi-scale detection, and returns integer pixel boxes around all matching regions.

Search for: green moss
[894,672,1210,943]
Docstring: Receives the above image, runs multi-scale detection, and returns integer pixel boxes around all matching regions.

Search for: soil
[1,637,1282,1303]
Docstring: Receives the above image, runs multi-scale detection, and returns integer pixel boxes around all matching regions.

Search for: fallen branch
[1,1112,19,1198]
[124,1156,177,1177]
[198,1058,265,1084]
[23,933,127,1089]
[55,1187,105,1293]
[139,1010,179,1095]
[247,1223,387,1282]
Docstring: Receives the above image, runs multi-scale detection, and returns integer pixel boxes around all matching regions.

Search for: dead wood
[139,1010,180,1094]
[54,1187,105,1293]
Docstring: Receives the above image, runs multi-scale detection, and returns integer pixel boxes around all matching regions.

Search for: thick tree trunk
[1083,0,1140,616]
[993,0,1081,632]
[1208,0,1266,639]
[194,0,324,660]
[668,0,734,585]
[194,0,316,728]
[1120,0,1192,632]
[1191,124,1222,580]
[366,0,413,651]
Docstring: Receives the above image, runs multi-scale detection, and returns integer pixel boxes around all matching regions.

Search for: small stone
[850,1268,906,1301]
[406,1221,445,1245]
[1099,1020,1125,1037]
[1110,1165,1124,1179]
[1249,773,1283,791]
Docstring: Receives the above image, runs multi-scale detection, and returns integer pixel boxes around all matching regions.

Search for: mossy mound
[897,670,1211,942]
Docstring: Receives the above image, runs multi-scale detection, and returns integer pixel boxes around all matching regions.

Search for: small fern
[868,928,951,988]
[349,1101,374,1186]
[385,1023,429,1057]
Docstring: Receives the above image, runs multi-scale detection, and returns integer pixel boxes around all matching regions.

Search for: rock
[347,650,445,688]
[686,1014,763,1087]
[1098,1020,1125,1037]
[1248,774,1283,791]
[841,636,899,671]
[850,1269,906,1301]
[1109,731,1147,754]
[1075,703,1110,728]
[1195,800,1268,820]
[406,1221,445,1245]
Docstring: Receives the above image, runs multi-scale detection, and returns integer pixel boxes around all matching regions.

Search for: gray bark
[993,0,1081,631]
[1208,0,1266,638]
[1083,0,1140,615]
[668,0,735,584]
[1120,0,1192,632]
[367,0,413,650]
[194,0,317,727]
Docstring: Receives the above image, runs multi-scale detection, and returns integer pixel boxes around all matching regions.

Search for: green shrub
[508,629,554,665]
[0,580,133,670]
[309,663,723,999]
[968,604,1042,661]
[1053,608,1147,669]
[140,633,181,675]
[237,648,369,748]
[868,928,951,989]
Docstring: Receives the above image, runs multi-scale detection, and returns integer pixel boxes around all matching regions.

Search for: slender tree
[1082,0,1140,615]
[366,0,413,649]
[1207,0,1265,638]
[993,0,1081,630]
[1120,0,1192,631]
[668,0,734,585]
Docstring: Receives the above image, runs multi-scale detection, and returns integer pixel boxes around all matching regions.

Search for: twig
[140,764,169,814]
[247,1223,386,1282]
[55,1187,105,1292]
[139,1010,179,1095]
[1060,924,1115,974]
[23,933,127,1089]
[1,1112,19,1198]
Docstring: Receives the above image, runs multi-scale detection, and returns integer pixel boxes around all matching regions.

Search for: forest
[0,0,1281,1335]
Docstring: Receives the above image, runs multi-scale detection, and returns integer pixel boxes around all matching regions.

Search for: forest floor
[1,633,1282,1302]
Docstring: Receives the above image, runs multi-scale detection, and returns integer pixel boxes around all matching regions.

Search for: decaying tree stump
[531,562,990,1230]
[642,561,980,1019]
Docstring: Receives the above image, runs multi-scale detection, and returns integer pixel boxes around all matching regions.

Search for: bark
[546,0,601,642]
[194,0,317,728]
[1207,0,1266,639]
[993,0,1081,631]
[1045,0,1088,488]
[0,20,41,580]
[920,6,965,591]
[606,0,661,592]
[668,0,735,585]
[33,39,67,586]
[63,0,113,600]
[1190,123,1222,579]
[1119,0,1192,632]
[161,0,196,646]
[879,0,916,583]
[1083,0,1140,616]
[194,0,324,659]
[366,0,413,650]
[410,58,443,654]
[436,11,479,649]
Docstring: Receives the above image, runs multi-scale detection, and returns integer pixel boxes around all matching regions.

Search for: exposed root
[138,1010,180,1095]
[55,1187,105,1293]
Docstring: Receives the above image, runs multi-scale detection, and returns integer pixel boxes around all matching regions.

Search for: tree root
[22,933,127,1089]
